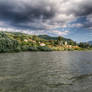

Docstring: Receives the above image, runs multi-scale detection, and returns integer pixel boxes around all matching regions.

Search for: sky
[0,0,92,42]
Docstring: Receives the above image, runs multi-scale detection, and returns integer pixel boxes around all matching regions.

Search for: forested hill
[39,35,72,41]
[39,35,57,40]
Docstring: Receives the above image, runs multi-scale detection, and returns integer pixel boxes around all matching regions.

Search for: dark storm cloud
[69,0,92,16]
[0,0,57,30]
[0,1,55,21]
[0,0,92,31]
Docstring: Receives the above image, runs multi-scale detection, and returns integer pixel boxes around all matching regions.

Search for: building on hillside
[28,39,36,43]
[28,39,33,41]
[73,46,80,49]
[65,41,68,45]
[66,45,72,48]
[24,39,28,42]
[40,43,46,46]
[32,41,36,43]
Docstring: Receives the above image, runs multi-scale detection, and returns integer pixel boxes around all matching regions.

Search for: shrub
[0,38,20,52]
[29,47,38,51]
[37,46,52,51]
[15,46,21,52]
[21,45,29,51]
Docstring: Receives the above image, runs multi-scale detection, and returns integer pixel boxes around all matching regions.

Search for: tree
[57,36,63,45]
[79,42,90,48]
[0,37,20,52]
[58,36,62,41]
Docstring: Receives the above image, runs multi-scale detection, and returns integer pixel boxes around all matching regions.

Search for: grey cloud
[0,0,92,30]
[69,0,92,16]
[0,1,56,22]
[0,0,57,30]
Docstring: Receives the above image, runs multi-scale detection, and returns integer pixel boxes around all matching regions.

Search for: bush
[21,45,29,51]
[15,46,21,52]
[29,47,38,51]
[37,46,52,51]
[0,38,20,52]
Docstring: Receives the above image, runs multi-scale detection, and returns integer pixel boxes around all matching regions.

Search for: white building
[65,41,68,45]
[24,39,28,42]
[40,43,46,46]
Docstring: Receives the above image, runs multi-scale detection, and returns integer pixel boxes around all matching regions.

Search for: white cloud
[48,30,69,36]
[68,23,83,28]
[0,27,69,37]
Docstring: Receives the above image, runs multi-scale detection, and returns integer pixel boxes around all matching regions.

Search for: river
[0,51,92,92]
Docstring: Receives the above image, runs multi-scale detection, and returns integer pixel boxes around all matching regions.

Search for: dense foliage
[0,32,20,52]
[78,42,92,48]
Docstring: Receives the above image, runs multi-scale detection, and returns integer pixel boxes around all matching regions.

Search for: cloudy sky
[0,0,92,42]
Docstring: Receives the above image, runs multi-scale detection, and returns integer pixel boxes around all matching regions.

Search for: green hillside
[0,31,91,52]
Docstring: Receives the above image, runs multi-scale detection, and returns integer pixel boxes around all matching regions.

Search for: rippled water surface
[0,51,92,92]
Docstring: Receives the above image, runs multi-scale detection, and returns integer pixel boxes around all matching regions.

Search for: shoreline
[0,49,92,54]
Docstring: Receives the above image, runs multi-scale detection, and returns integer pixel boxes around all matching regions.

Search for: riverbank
[0,31,91,53]
[1,47,92,53]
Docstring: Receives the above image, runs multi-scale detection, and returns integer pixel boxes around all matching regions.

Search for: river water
[0,51,92,92]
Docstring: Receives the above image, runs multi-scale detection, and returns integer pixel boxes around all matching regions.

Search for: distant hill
[38,35,57,40]
[38,35,72,42]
